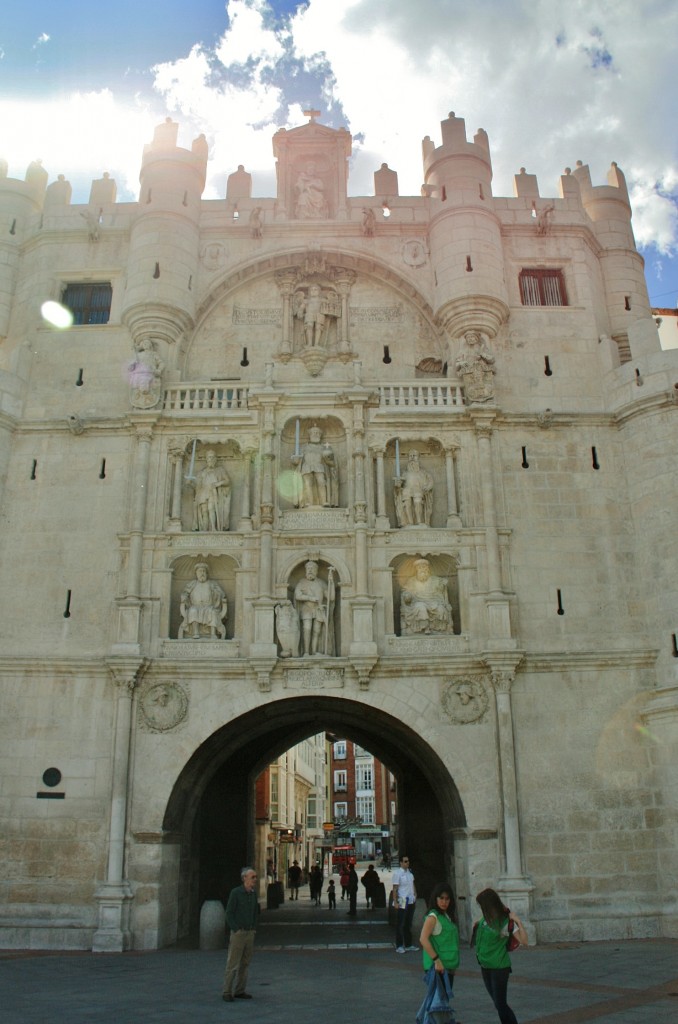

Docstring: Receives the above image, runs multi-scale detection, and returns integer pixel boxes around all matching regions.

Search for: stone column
[485,659,533,929]
[445,444,462,528]
[250,403,277,662]
[238,447,255,531]
[93,658,148,952]
[472,417,501,594]
[167,437,185,533]
[126,423,154,598]
[373,446,390,530]
[275,271,297,358]
[334,270,356,357]
[349,413,377,670]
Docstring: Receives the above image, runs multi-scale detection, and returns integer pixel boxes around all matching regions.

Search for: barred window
[519,269,567,307]
[62,282,112,324]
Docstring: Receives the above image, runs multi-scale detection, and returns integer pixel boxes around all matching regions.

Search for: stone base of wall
[535,913,662,944]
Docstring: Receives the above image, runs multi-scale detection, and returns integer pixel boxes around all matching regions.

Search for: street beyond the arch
[2,872,677,1024]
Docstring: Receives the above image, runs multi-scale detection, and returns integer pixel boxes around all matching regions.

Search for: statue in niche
[291,426,338,507]
[455,330,496,403]
[295,161,328,219]
[249,206,263,238]
[192,449,231,531]
[362,207,376,237]
[178,563,228,639]
[275,600,301,658]
[128,337,163,409]
[294,560,336,657]
[394,449,433,527]
[400,559,453,636]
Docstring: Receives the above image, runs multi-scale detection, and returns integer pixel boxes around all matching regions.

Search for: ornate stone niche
[168,554,238,643]
[381,439,448,529]
[272,116,352,221]
[279,558,342,659]
[276,256,355,373]
[279,415,347,518]
[177,441,246,533]
[391,552,461,638]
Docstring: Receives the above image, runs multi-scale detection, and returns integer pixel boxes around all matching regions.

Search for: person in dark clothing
[347,864,359,916]
[361,864,380,909]
[223,867,259,1002]
[288,860,302,900]
[327,879,337,908]
[310,864,323,905]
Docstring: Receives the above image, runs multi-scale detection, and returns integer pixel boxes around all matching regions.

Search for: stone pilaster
[93,658,149,952]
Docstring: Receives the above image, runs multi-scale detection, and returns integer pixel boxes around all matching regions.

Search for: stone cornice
[522,648,658,672]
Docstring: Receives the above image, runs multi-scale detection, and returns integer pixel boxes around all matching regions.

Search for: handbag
[506,914,520,952]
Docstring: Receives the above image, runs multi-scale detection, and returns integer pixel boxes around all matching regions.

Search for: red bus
[331,844,356,869]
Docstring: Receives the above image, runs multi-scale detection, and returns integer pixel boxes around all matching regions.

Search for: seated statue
[400,559,453,636]
[178,563,227,639]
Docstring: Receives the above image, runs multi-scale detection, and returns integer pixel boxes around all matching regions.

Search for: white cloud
[0,0,676,262]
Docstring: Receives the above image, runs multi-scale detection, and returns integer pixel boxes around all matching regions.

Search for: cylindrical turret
[422,112,509,341]
[0,161,48,340]
[572,160,653,348]
[121,119,208,357]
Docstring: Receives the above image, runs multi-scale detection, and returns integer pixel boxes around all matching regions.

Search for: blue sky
[1,0,677,308]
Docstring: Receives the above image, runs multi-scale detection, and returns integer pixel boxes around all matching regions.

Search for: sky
[1,0,677,309]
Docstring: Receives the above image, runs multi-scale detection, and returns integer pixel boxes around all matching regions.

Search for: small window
[519,269,567,307]
[333,741,346,760]
[334,770,347,791]
[334,801,348,818]
[62,282,112,324]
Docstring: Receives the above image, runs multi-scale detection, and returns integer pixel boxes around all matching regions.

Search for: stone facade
[0,112,677,951]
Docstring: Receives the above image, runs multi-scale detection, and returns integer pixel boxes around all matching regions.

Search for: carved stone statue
[400,559,453,636]
[274,600,300,658]
[291,426,338,507]
[249,206,263,238]
[394,449,433,527]
[294,161,328,219]
[192,449,231,531]
[129,338,163,409]
[361,207,376,237]
[455,330,496,403]
[293,560,335,656]
[178,563,227,639]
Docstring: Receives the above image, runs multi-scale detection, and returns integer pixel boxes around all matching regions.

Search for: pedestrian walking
[347,864,359,916]
[361,863,380,909]
[310,864,323,905]
[339,863,350,900]
[473,887,528,1024]
[392,853,418,952]
[222,866,259,1002]
[327,879,337,908]
[288,859,302,900]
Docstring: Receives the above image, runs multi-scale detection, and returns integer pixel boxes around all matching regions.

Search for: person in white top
[391,854,418,952]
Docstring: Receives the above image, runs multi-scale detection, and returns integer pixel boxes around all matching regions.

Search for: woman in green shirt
[474,888,527,1024]
[419,883,460,988]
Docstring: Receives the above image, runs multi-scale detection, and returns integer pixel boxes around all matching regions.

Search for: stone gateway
[0,110,676,953]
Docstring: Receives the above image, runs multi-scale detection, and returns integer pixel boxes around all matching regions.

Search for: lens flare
[277,470,300,503]
[41,301,73,329]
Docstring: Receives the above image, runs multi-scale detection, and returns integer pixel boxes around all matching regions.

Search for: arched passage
[163,695,466,940]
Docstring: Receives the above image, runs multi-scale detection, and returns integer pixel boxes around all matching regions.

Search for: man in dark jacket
[223,867,259,1002]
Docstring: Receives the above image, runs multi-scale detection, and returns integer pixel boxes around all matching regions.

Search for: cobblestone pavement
[2,886,677,1024]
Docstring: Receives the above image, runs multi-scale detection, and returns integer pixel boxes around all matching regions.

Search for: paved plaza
[1,888,677,1024]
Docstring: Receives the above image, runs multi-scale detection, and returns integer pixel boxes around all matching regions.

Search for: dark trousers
[395,901,415,947]
[480,967,518,1024]
[348,889,357,915]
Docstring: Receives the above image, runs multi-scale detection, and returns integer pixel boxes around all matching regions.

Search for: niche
[391,553,461,637]
[169,554,238,641]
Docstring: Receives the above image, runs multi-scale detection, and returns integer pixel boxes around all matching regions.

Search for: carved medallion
[139,682,188,732]
[441,677,489,724]
[402,239,428,267]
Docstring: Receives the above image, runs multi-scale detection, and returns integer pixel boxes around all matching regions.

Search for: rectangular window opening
[519,269,568,307]
[62,282,112,325]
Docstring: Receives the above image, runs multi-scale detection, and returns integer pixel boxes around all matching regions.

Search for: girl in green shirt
[474,887,527,1024]
[419,883,460,988]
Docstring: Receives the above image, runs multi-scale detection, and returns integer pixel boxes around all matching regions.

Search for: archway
[163,695,466,941]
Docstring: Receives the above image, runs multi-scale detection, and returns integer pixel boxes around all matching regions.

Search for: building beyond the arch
[0,111,676,952]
